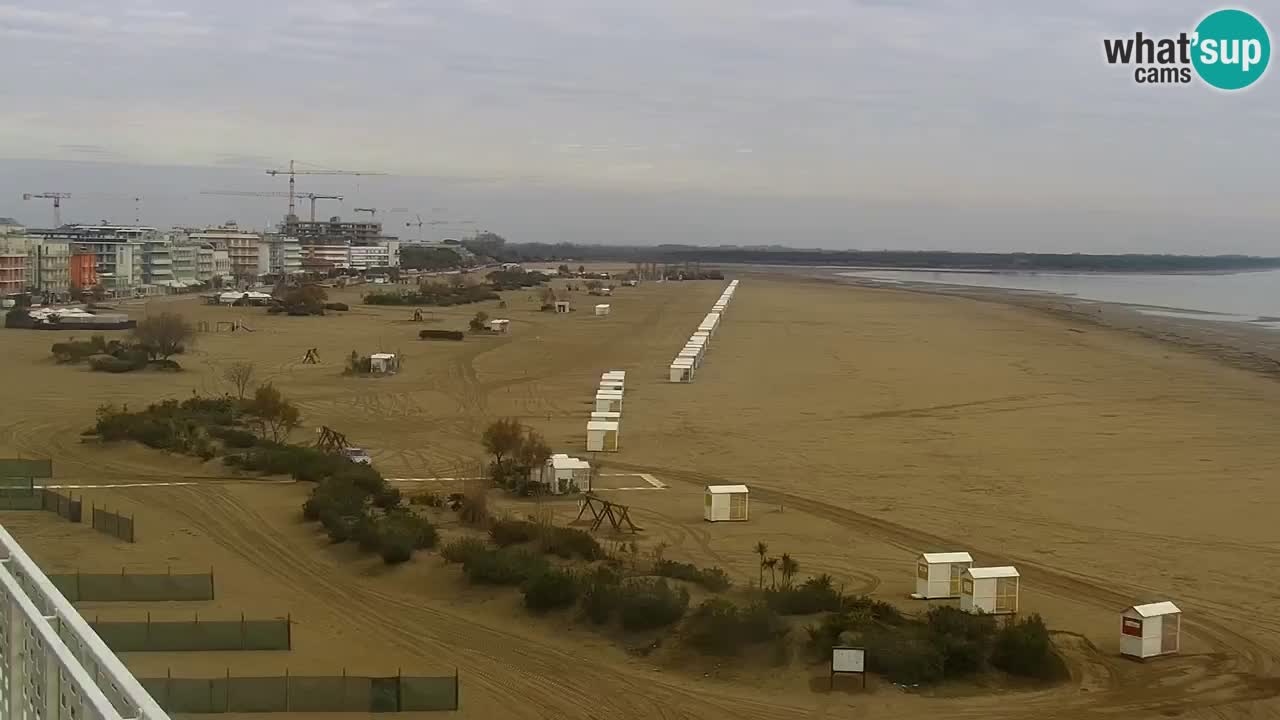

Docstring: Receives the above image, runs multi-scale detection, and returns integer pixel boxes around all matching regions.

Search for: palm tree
[754,541,769,588]
[763,557,779,590]
[780,553,799,590]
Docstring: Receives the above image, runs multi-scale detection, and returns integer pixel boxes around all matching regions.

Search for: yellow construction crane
[265,160,384,219]
[201,190,343,222]
[22,192,71,226]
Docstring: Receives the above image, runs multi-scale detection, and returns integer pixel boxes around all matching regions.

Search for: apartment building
[0,235,71,300]
[0,254,26,296]
[28,225,154,296]
[348,241,400,270]
[0,218,24,237]
[188,224,262,280]
[301,242,350,269]
[142,237,175,288]
[284,216,388,246]
[261,235,303,276]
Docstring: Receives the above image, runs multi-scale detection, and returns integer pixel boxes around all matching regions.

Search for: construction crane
[201,190,344,221]
[353,207,408,220]
[265,160,384,219]
[22,192,71,226]
[406,214,424,241]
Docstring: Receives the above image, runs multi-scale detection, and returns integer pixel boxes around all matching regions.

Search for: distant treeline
[498,244,1280,272]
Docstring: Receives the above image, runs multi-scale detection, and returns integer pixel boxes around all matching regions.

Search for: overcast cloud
[0,0,1276,252]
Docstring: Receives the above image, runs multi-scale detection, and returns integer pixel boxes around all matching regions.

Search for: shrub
[324,302,349,311]
[376,514,428,564]
[208,426,257,448]
[541,527,603,560]
[489,518,538,547]
[440,537,489,564]
[523,568,579,612]
[926,606,996,677]
[654,560,732,593]
[766,574,842,615]
[580,566,622,624]
[864,627,946,686]
[618,578,689,631]
[88,353,146,373]
[463,547,548,586]
[683,598,786,655]
[991,614,1066,680]
[410,491,445,507]
[419,329,464,341]
[353,513,381,552]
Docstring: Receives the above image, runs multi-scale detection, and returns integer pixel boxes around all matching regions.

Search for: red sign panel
[1122,617,1143,637]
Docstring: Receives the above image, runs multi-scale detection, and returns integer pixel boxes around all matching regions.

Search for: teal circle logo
[1192,9,1271,90]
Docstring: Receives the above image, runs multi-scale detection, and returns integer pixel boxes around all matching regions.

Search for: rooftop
[1129,601,1180,617]
[921,552,973,564]
[966,566,1019,579]
[707,484,749,494]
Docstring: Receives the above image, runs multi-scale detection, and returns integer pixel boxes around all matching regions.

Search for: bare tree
[224,361,256,400]
[133,311,195,360]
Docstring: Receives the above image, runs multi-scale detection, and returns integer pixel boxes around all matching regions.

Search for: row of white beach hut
[587,370,625,452]
[914,551,1181,659]
[670,280,739,382]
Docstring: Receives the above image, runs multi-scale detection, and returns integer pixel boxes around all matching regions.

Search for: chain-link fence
[91,504,135,542]
[49,570,216,602]
[139,671,459,713]
[90,614,290,652]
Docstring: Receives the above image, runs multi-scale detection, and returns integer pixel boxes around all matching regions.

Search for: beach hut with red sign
[1121,602,1181,659]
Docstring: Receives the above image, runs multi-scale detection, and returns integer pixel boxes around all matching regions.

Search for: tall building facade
[188,225,262,280]
[0,235,71,300]
[0,254,26,296]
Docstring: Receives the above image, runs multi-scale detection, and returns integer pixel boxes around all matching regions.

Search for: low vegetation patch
[653,559,732,592]
[364,284,499,307]
[51,312,195,372]
[683,598,786,656]
[618,578,690,631]
[522,568,579,612]
[419,329,464,341]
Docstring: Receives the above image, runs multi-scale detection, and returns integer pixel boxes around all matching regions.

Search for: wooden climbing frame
[574,494,642,534]
[314,426,351,454]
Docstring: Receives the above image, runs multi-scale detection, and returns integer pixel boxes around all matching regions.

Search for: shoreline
[739,265,1280,381]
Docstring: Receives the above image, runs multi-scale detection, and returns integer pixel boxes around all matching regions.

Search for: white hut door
[949,565,963,596]
[1161,615,1179,653]
[729,493,746,520]
[995,578,1017,613]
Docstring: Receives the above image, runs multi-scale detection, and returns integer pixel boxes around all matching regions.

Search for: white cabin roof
[550,455,589,470]
[706,484,749,494]
[921,552,973,564]
[966,566,1019,579]
[370,353,396,360]
[587,421,619,431]
[671,358,695,365]
[1129,601,1180,617]
[596,390,623,397]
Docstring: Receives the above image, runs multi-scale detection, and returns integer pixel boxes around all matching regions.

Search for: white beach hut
[590,411,621,422]
[693,331,711,345]
[369,353,399,374]
[554,300,571,313]
[595,391,623,413]
[678,349,702,370]
[487,318,510,334]
[914,552,974,599]
[669,360,694,383]
[1121,602,1181,660]
[703,485,749,522]
[602,370,626,381]
[594,303,611,316]
[599,381,625,394]
[961,567,1020,615]
[586,420,620,452]
[539,454,592,495]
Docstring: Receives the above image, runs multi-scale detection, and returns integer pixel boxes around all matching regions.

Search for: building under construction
[283,216,392,246]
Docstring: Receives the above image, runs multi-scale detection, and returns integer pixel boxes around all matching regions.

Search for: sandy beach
[3,271,1280,719]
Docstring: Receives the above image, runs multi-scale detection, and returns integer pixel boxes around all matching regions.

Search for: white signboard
[832,646,865,674]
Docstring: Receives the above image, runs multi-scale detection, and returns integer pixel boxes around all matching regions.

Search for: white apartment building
[261,235,303,276]
[171,243,198,284]
[142,237,175,288]
[302,242,350,269]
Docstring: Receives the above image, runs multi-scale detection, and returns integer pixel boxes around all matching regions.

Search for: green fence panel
[243,620,291,650]
[287,676,371,713]
[0,458,52,479]
[226,677,288,713]
[49,573,215,602]
[400,676,460,711]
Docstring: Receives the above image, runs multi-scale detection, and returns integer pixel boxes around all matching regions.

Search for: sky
[0,0,1276,253]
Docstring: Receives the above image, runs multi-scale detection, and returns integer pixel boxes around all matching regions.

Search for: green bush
[89,353,147,373]
[580,566,622,624]
[440,537,489,564]
[208,426,257,448]
[684,599,785,655]
[541,527,603,560]
[353,514,381,552]
[489,519,538,547]
[653,560,732,593]
[376,514,429,564]
[618,578,689,631]
[324,302,349,311]
[864,627,946,686]
[463,547,548,586]
[766,574,843,615]
[926,606,996,677]
[991,614,1066,680]
[523,568,579,612]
